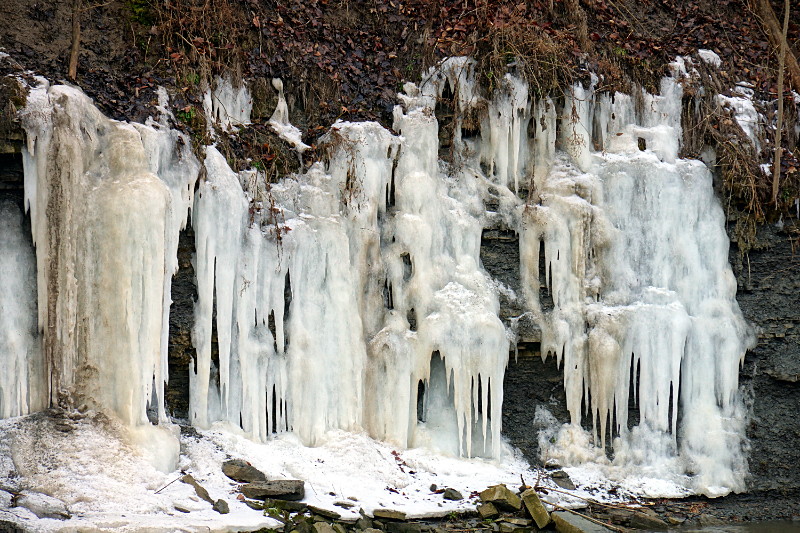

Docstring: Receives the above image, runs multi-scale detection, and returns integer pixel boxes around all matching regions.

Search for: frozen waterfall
[2,57,752,495]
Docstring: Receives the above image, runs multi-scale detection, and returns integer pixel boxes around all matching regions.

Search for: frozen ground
[0,411,690,532]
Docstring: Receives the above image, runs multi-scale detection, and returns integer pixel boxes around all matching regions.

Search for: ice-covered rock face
[7,56,751,496]
[190,57,751,494]
[14,81,198,467]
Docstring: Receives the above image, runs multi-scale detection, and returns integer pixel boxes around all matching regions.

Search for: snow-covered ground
[0,412,689,532]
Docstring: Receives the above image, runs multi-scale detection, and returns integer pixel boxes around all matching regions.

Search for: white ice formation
[12,80,197,468]
[269,78,310,152]
[0,199,43,418]
[205,75,253,131]
[3,55,752,496]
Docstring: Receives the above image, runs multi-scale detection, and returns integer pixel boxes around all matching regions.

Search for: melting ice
[3,56,753,497]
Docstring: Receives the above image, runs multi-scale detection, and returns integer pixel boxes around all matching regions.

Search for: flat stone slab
[263,498,308,512]
[308,505,342,520]
[240,480,305,501]
[373,509,407,521]
[552,510,614,533]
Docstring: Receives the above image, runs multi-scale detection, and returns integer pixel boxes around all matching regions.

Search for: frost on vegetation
[204,75,252,131]
[716,92,762,152]
[697,49,722,68]
[13,79,199,469]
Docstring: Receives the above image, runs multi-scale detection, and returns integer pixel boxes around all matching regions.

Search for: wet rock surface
[731,224,800,492]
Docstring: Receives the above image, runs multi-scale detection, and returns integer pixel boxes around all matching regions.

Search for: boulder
[521,489,550,528]
[552,510,613,532]
[479,485,521,511]
[241,480,305,501]
[222,459,267,483]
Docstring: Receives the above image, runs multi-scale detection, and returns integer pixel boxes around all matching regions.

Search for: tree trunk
[68,0,81,81]
[754,0,800,94]
[772,0,790,206]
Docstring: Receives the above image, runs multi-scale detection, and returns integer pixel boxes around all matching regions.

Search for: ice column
[0,200,44,418]
[18,82,197,436]
[515,65,752,495]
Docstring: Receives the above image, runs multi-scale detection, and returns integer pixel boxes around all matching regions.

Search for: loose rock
[521,489,550,529]
[499,517,532,526]
[550,470,577,491]
[241,480,305,501]
[628,508,668,529]
[552,510,613,532]
[334,500,355,509]
[479,485,521,511]
[222,459,267,483]
[443,488,463,501]
[477,502,499,519]
[213,498,230,514]
[313,522,337,533]
[245,499,264,510]
[373,509,406,521]
[308,505,342,520]
[264,498,308,512]
[356,516,374,530]
[387,522,422,533]
[181,474,214,505]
